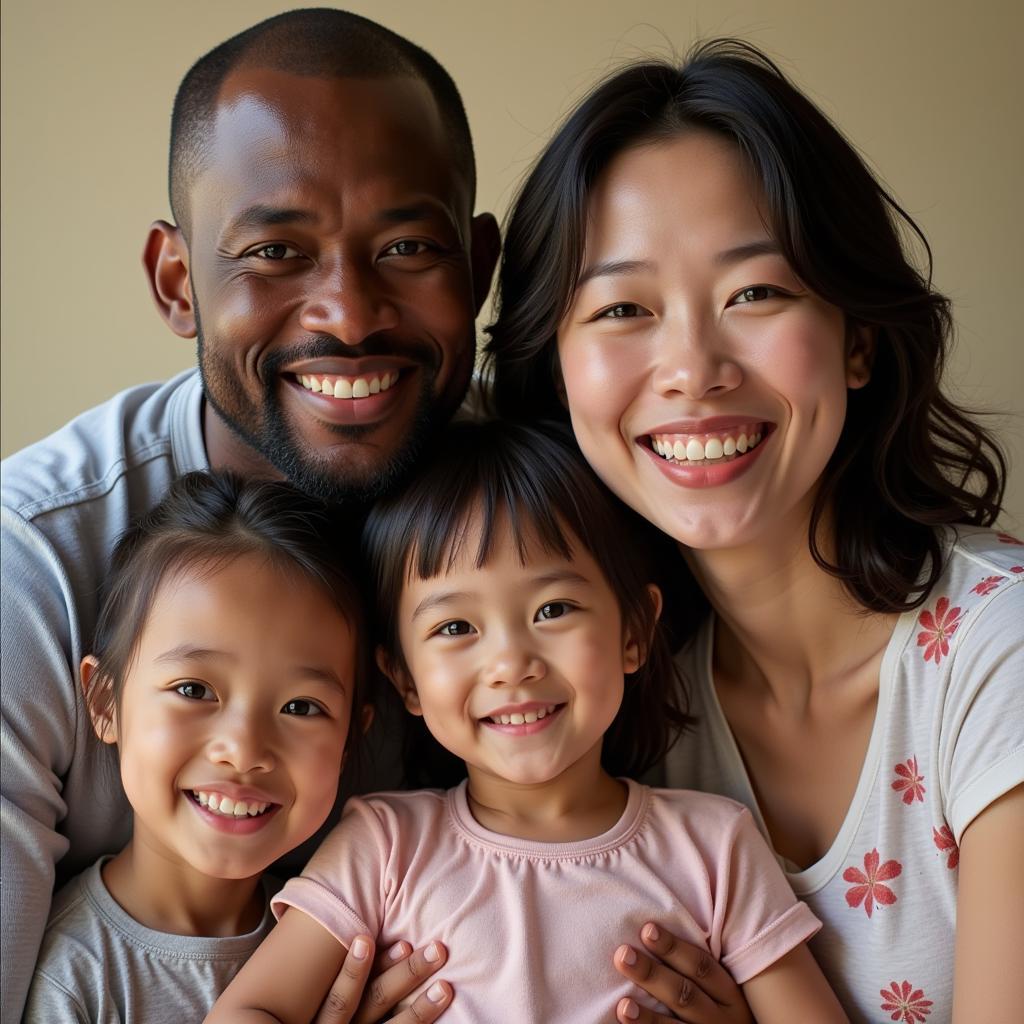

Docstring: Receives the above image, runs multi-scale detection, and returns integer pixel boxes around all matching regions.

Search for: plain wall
[2,0,1022,526]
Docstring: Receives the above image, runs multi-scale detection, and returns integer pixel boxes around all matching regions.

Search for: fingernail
[427,982,447,1003]
[350,937,370,960]
[424,941,441,963]
[617,944,637,966]
[388,941,408,961]
[642,922,659,942]
[620,998,640,1020]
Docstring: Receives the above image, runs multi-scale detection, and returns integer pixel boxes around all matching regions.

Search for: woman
[486,40,1022,1024]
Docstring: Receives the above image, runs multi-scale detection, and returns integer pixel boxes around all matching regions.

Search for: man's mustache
[262,333,436,373]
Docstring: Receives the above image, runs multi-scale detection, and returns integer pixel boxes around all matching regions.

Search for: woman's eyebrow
[576,258,654,287]
[713,239,781,265]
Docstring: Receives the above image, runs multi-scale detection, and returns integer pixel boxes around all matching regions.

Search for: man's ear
[846,324,875,390]
[375,647,422,716]
[143,220,197,339]
[623,585,663,675]
[469,211,501,315]
[80,656,117,744]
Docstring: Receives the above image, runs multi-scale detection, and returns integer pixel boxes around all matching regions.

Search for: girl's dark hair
[485,39,1005,614]
[88,471,368,756]
[362,419,691,785]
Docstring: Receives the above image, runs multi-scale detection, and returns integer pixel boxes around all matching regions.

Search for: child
[209,421,847,1023]
[23,472,367,1023]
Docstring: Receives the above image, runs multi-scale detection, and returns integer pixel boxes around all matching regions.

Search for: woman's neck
[102,837,265,938]
[686,503,898,708]
[465,743,627,842]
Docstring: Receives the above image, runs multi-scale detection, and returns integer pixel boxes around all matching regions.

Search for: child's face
[389,513,645,788]
[91,554,357,881]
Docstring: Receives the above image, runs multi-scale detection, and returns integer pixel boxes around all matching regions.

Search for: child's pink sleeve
[714,809,820,983]
[271,796,391,949]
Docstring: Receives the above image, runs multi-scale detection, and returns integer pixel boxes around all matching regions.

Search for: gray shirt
[23,859,276,1023]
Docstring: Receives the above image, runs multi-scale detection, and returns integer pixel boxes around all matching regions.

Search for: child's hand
[612,923,752,1024]
[314,935,452,1024]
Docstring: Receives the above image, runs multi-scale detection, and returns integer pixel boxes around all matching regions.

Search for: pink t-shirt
[273,779,819,1021]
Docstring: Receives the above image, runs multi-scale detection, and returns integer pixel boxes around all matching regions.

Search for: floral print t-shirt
[665,527,1024,1022]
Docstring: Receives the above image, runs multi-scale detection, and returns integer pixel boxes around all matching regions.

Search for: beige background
[2,0,1022,527]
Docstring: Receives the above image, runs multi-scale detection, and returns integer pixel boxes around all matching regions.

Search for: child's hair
[485,38,1006,615]
[362,419,691,782]
[87,471,368,754]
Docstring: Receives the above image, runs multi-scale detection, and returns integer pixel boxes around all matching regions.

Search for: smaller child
[210,422,846,1023]
[24,472,367,1024]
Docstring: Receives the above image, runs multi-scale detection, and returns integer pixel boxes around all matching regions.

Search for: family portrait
[2,3,1021,1022]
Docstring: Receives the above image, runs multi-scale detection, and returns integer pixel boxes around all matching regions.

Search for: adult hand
[313,935,452,1024]
[613,923,753,1024]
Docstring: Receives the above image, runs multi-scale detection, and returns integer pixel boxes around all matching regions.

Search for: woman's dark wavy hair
[87,471,368,759]
[362,419,691,786]
[485,39,1005,613]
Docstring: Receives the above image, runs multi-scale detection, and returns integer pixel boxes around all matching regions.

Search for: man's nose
[650,315,743,400]
[299,260,401,345]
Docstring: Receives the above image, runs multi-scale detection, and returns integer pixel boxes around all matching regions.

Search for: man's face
[181,70,493,502]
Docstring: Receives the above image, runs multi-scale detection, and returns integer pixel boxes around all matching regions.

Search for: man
[0,9,499,1020]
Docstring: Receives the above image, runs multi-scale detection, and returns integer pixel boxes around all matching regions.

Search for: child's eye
[281,699,323,717]
[175,681,214,701]
[437,620,473,637]
[536,601,571,621]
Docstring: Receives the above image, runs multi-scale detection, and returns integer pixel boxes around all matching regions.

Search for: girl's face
[89,554,357,881]
[556,132,871,554]
[388,513,645,789]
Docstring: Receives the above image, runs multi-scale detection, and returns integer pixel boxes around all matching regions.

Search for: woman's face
[557,132,870,554]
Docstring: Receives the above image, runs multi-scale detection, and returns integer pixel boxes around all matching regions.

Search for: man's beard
[197,326,461,506]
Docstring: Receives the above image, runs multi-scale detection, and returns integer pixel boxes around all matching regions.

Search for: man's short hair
[169,7,475,237]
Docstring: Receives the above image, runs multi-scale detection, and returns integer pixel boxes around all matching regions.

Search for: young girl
[209,420,846,1023]
[486,39,1023,1023]
[23,472,370,1022]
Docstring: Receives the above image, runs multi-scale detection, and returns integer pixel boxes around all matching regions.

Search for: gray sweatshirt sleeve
[1,509,81,1022]
[22,969,89,1024]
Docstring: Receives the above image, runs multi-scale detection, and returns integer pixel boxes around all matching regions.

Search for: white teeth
[490,704,557,726]
[651,428,765,464]
[299,373,398,398]
[523,711,538,723]
[192,791,270,818]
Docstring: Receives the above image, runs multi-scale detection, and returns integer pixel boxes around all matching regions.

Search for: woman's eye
[731,285,781,304]
[281,699,323,717]
[597,303,642,320]
[248,243,300,260]
[536,601,571,621]
[438,620,473,637]
[175,681,214,701]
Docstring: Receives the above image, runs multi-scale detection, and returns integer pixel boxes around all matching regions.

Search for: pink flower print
[891,757,925,804]
[996,532,1023,545]
[970,574,1006,596]
[1011,565,1024,574]
[916,596,962,665]
[933,824,959,869]
[880,980,933,1022]
[843,848,902,917]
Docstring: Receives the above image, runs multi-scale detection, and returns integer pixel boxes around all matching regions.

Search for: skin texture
[144,69,499,503]
[86,555,357,938]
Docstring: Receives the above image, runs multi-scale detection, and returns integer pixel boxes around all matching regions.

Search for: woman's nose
[650,316,743,400]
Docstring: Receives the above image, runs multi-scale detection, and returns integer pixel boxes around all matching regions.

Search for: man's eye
[281,699,323,717]
[176,681,214,701]
[249,243,300,260]
[731,285,781,304]
[536,601,571,621]
[438,620,472,637]
[384,240,430,257]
